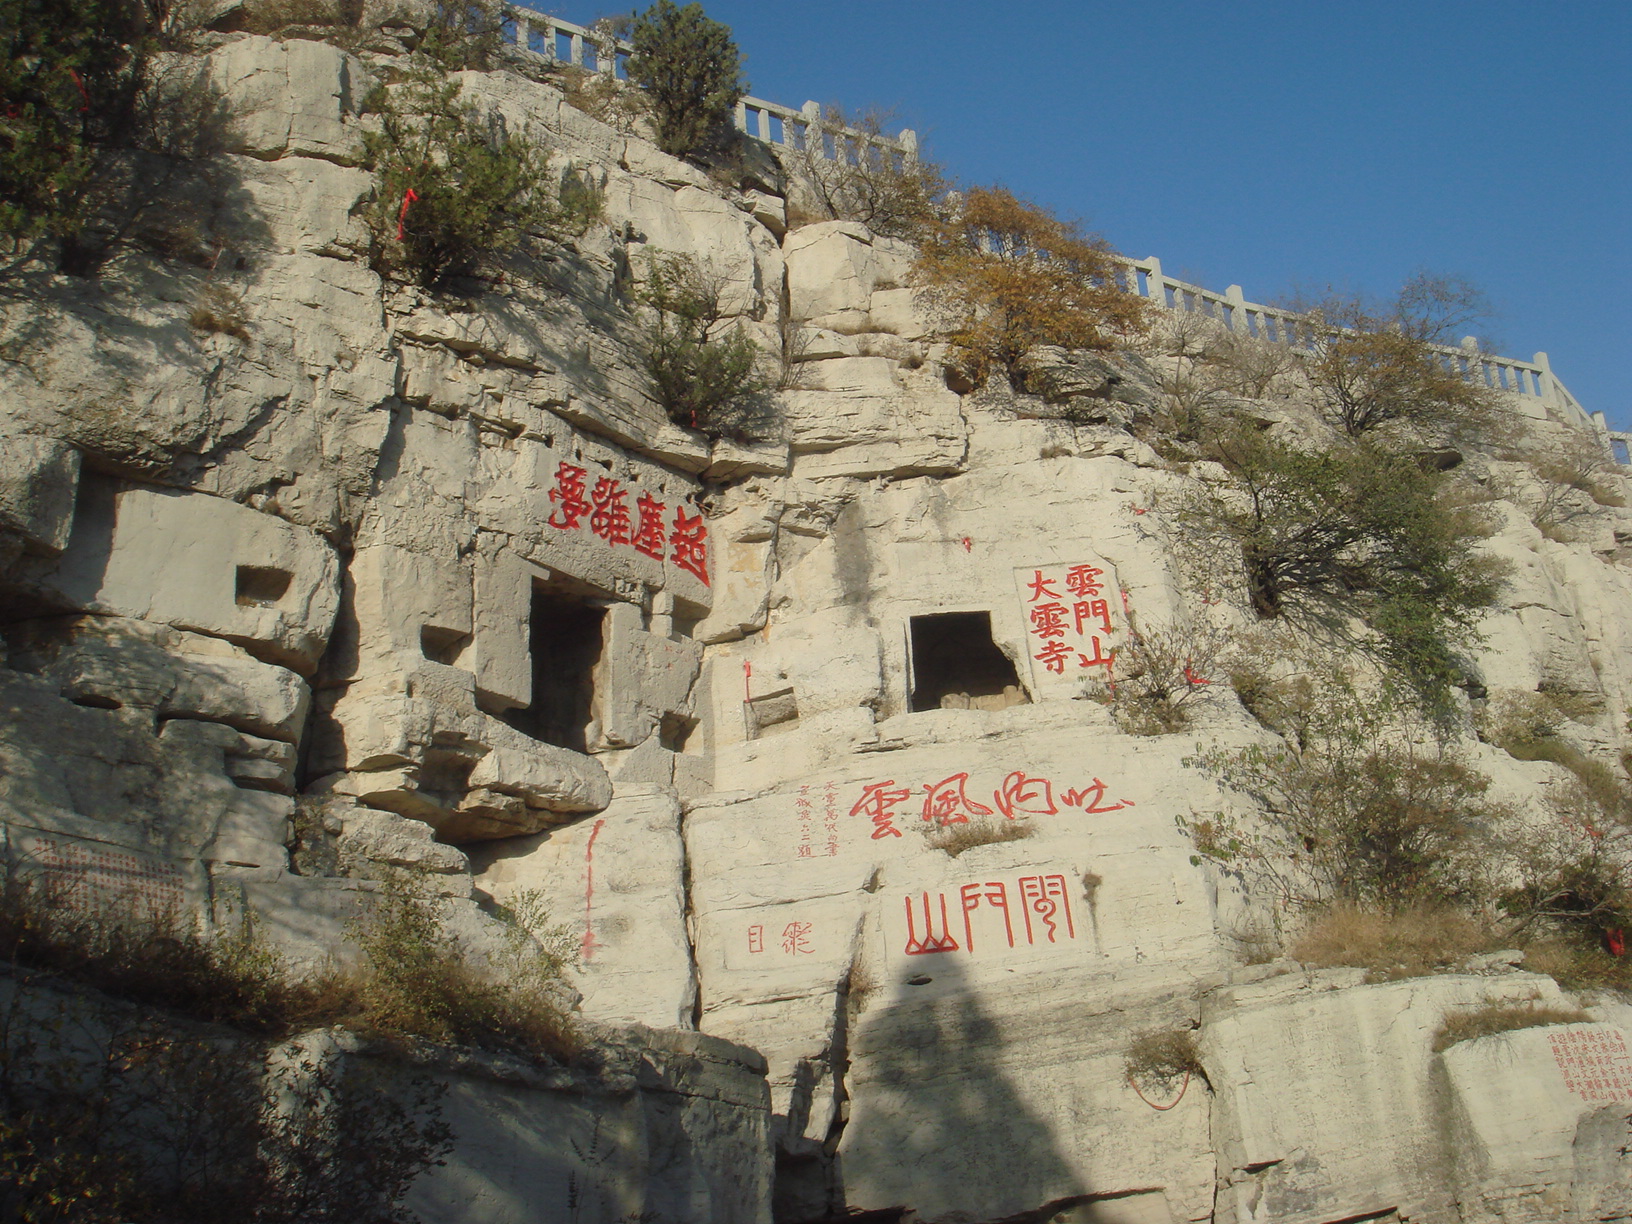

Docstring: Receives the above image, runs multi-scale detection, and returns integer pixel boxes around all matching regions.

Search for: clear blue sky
[568,1,1631,430]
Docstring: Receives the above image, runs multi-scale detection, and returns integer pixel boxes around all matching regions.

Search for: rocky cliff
[2,18,1630,1224]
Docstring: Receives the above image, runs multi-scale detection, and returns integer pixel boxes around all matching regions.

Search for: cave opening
[908,611,1027,712]
[498,582,606,754]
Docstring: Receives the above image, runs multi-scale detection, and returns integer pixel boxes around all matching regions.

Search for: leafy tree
[624,0,746,160]
[634,249,773,440]
[362,66,599,289]
[1186,425,1502,713]
[1297,273,1504,441]
[914,186,1148,390]
[0,0,149,245]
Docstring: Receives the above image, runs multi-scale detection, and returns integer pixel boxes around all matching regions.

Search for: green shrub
[624,0,746,160]
[1184,425,1502,715]
[1185,678,1506,913]
[0,0,146,245]
[362,67,600,289]
[345,872,580,1060]
[634,249,775,440]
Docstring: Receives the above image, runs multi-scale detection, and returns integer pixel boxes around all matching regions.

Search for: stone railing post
[900,129,918,164]
[801,100,820,154]
[1143,256,1166,306]
[1534,351,1557,407]
[1224,284,1246,333]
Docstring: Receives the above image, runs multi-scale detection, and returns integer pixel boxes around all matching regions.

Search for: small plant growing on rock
[634,249,775,440]
[922,817,1035,858]
[188,282,250,340]
[1093,618,1227,736]
[1290,904,1499,981]
[1123,1028,1206,1096]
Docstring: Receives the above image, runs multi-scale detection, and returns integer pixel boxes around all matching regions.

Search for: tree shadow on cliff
[817,956,1085,1224]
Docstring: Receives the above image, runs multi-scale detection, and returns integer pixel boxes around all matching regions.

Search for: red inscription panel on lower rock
[1547,1027,1632,1102]
[31,837,184,922]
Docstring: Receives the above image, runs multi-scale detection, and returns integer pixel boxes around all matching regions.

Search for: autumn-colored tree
[914,186,1147,389]
[1298,274,1504,441]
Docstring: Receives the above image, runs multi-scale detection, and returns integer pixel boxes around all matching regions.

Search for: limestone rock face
[5,25,1632,1224]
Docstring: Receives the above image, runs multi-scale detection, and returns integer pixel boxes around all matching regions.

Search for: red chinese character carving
[796,845,813,858]
[1062,778,1130,814]
[921,773,994,826]
[1064,564,1104,598]
[633,493,667,560]
[589,477,631,545]
[959,881,1014,952]
[747,924,764,954]
[547,462,591,529]
[781,921,814,955]
[671,507,710,586]
[1025,570,1060,602]
[1034,640,1074,674]
[993,772,1057,820]
[1073,599,1111,636]
[1077,636,1115,672]
[903,892,960,955]
[1019,874,1076,944]
[1029,602,1070,639]
[851,780,911,840]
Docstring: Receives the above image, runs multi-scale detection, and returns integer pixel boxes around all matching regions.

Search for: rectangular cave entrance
[908,611,1028,712]
[498,581,607,754]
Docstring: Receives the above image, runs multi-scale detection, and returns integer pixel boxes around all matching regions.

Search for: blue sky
[567,1,1631,429]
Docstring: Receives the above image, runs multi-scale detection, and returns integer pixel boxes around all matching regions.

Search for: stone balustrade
[506,6,1603,448]
[499,5,916,163]
[1116,254,1596,432]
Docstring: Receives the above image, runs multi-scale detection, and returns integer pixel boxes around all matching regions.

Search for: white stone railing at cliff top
[504,9,1615,457]
[1111,254,1602,436]
[498,6,917,164]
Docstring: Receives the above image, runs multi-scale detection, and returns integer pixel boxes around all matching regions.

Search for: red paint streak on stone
[581,818,607,962]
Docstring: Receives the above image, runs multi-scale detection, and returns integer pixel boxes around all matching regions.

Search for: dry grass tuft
[188,284,250,341]
[1124,1028,1206,1092]
[923,818,1036,857]
[1523,937,1632,993]
[0,873,579,1061]
[1433,995,1591,1052]
[1291,904,1499,980]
